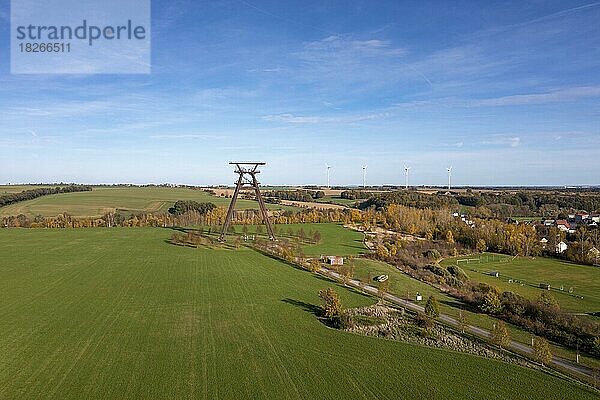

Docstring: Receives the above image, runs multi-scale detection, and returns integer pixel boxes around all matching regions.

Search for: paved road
[319,267,595,380]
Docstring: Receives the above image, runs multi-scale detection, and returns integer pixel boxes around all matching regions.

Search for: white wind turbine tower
[362,165,368,188]
[404,165,411,189]
[447,166,453,191]
[326,164,332,189]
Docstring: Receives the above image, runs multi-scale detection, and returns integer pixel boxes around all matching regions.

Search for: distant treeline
[358,191,458,210]
[455,192,600,214]
[264,190,325,202]
[356,190,600,217]
[0,185,92,208]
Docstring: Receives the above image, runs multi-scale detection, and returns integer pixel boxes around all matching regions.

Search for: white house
[556,220,570,232]
[556,241,568,254]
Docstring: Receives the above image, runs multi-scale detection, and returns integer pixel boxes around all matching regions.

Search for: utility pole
[219,162,276,242]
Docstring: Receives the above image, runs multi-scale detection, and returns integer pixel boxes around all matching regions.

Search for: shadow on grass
[440,299,478,313]
[282,298,322,316]
[161,226,237,250]
[282,298,342,328]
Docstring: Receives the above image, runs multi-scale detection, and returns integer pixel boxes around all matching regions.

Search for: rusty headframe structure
[219,162,276,241]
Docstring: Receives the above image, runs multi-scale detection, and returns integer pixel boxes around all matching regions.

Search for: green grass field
[0,186,297,218]
[314,195,358,206]
[0,228,595,399]
[441,253,600,314]
[278,223,366,256]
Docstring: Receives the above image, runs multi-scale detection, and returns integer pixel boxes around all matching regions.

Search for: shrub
[491,321,510,349]
[533,337,552,366]
[425,295,440,319]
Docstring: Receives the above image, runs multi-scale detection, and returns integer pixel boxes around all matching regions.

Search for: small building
[556,241,568,254]
[575,213,590,222]
[556,220,570,232]
[539,283,551,290]
[543,219,555,226]
[489,271,499,278]
[540,238,548,249]
[326,256,344,266]
[416,293,423,301]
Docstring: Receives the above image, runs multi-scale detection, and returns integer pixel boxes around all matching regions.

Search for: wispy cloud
[262,110,392,124]
[286,34,411,92]
[481,135,521,148]
[149,133,225,140]
[472,85,600,106]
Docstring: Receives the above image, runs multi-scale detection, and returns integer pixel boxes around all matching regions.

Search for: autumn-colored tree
[339,265,354,286]
[491,321,510,349]
[318,288,342,318]
[308,259,321,273]
[446,230,455,244]
[425,295,440,319]
[476,239,487,253]
[376,244,389,259]
[536,291,559,310]
[457,310,469,334]
[532,337,552,366]
[480,291,503,314]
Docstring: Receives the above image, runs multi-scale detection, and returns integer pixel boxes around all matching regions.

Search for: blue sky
[0,0,599,186]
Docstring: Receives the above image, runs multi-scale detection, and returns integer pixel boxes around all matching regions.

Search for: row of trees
[0,185,92,207]
[263,190,325,202]
[0,204,356,229]
[167,200,216,216]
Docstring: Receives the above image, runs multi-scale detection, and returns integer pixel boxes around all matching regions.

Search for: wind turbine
[326,164,332,189]
[447,166,453,191]
[404,165,411,189]
[362,165,368,188]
